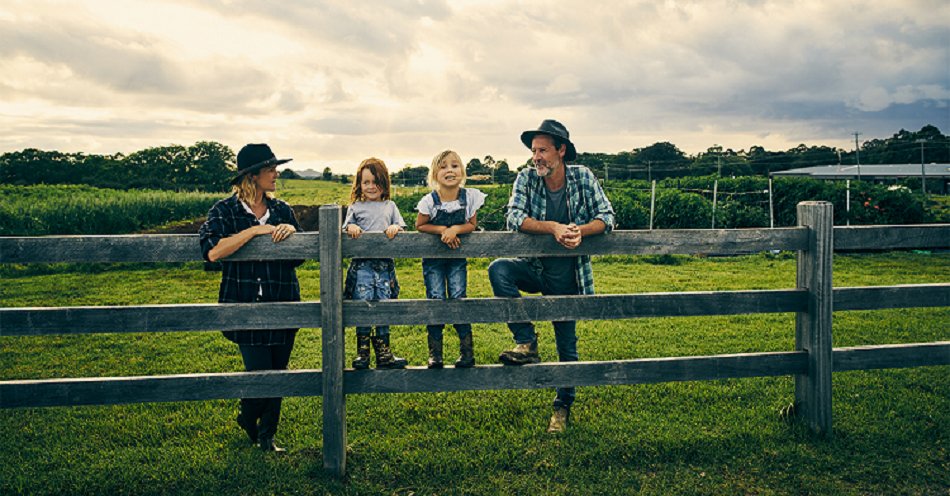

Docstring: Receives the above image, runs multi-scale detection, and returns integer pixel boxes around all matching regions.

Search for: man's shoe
[259,437,286,453]
[499,343,540,366]
[546,407,570,433]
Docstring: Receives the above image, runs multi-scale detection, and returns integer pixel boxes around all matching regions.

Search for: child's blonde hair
[351,157,392,202]
[428,150,466,190]
[232,170,275,205]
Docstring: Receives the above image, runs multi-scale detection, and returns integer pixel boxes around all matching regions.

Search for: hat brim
[230,157,293,184]
[520,131,576,162]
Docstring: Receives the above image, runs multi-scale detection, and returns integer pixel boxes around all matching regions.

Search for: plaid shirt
[198,194,303,345]
[506,164,615,295]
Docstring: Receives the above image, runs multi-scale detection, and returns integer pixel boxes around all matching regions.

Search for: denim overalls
[422,189,472,340]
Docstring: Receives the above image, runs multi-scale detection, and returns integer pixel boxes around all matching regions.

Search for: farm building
[771,163,950,193]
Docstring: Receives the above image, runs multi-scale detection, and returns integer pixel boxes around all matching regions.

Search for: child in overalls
[416,150,485,368]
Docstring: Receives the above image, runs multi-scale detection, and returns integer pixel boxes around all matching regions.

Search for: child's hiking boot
[427,334,444,369]
[372,335,408,369]
[454,333,475,368]
[352,335,371,370]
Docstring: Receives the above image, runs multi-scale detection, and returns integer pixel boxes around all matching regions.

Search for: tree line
[1,125,945,191]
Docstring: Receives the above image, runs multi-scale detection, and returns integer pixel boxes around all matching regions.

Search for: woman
[198,143,302,452]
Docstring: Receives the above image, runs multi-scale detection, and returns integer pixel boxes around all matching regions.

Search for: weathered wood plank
[834,224,950,251]
[342,228,808,258]
[0,370,324,409]
[342,290,807,327]
[344,351,808,394]
[0,233,321,264]
[0,302,322,336]
[834,284,950,311]
[319,205,347,477]
[795,201,834,437]
[833,342,950,372]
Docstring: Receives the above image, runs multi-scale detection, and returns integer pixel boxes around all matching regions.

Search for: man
[488,119,615,433]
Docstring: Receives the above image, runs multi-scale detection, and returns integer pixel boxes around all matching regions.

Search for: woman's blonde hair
[351,157,391,202]
[231,170,275,205]
[428,150,466,189]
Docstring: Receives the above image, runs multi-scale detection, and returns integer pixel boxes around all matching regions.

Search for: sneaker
[546,407,570,433]
[498,343,540,366]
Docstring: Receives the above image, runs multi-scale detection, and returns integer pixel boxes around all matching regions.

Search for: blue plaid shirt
[198,194,303,345]
[506,164,615,295]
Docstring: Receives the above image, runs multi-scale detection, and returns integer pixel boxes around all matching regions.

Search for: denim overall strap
[430,189,468,227]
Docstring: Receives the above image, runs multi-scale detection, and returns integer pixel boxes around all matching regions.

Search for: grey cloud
[0,19,182,93]
[195,0,449,58]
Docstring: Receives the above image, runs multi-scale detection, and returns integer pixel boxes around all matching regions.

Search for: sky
[1,0,947,174]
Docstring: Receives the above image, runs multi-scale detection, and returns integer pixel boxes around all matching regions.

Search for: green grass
[274,179,353,206]
[1,252,948,495]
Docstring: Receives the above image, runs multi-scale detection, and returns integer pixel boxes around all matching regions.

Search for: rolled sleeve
[590,178,615,233]
[198,204,224,262]
[505,170,532,231]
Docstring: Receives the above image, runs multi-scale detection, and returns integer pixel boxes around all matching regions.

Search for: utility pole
[853,132,862,181]
[917,139,927,195]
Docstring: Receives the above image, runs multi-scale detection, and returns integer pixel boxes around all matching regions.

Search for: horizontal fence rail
[4,341,946,408]
[0,301,321,337]
[3,225,947,264]
[834,224,950,251]
[0,370,325,409]
[0,233,320,264]
[6,285,948,337]
[1,204,948,477]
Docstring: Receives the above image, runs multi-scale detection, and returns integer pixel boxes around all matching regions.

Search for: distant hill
[286,168,323,178]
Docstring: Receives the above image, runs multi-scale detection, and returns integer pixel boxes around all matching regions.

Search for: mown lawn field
[1,251,947,495]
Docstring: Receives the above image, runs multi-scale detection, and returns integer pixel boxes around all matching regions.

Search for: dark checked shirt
[505,164,615,295]
[198,194,303,345]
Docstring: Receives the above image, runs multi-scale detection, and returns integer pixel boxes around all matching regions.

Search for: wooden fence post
[794,201,834,436]
[319,205,346,475]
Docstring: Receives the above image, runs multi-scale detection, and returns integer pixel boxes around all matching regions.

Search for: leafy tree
[322,167,333,181]
[187,141,234,191]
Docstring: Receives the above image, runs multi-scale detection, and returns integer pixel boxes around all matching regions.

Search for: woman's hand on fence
[345,224,363,239]
[271,223,296,243]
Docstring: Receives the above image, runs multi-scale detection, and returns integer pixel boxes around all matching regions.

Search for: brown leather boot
[499,342,539,366]
[352,334,371,370]
[427,334,444,369]
[454,333,475,368]
[372,334,408,369]
[546,406,570,433]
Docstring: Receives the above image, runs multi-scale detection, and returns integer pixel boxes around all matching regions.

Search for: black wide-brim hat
[520,119,577,162]
[231,143,292,184]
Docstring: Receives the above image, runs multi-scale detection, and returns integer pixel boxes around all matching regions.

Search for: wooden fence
[1,202,948,477]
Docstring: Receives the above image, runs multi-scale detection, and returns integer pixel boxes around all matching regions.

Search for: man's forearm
[518,217,560,235]
[578,219,607,237]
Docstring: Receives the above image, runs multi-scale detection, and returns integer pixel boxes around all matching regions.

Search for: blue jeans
[353,265,393,337]
[422,258,472,339]
[487,257,579,410]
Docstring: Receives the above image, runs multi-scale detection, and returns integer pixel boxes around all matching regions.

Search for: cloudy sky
[1,0,947,174]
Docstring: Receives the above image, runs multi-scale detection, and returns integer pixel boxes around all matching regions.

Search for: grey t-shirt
[540,185,578,293]
[343,200,406,232]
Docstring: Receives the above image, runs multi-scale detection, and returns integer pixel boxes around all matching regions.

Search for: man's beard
[534,160,557,177]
